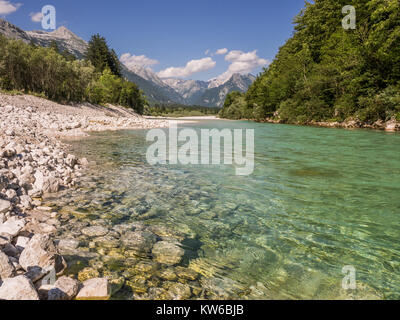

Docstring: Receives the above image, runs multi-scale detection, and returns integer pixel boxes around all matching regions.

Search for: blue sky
[1,0,306,81]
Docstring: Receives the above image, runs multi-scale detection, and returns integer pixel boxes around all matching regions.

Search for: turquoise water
[51,120,400,299]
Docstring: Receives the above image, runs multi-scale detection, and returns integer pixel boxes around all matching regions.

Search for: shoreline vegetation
[218,0,400,131]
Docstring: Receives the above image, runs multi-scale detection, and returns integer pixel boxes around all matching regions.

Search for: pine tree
[85,34,121,77]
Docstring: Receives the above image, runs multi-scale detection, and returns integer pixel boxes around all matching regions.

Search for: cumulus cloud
[214,50,269,83]
[29,12,43,23]
[120,53,159,69]
[215,48,228,55]
[0,0,21,15]
[157,57,216,79]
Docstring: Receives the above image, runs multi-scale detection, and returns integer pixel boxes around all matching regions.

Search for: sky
[0,0,306,81]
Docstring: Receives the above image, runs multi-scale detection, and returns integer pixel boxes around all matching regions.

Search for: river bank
[0,93,169,300]
[261,117,400,132]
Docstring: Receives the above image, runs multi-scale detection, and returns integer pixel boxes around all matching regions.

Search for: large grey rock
[121,230,157,256]
[48,276,79,300]
[81,226,109,237]
[152,241,184,266]
[0,199,12,214]
[57,238,80,251]
[19,234,65,274]
[76,278,110,300]
[0,275,39,300]
[0,217,26,237]
[0,250,15,279]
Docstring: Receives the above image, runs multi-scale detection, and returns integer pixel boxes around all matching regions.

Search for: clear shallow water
[49,120,400,299]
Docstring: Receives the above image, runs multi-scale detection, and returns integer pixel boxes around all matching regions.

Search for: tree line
[220,0,400,125]
[145,103,220,117]
[0,33,145,114]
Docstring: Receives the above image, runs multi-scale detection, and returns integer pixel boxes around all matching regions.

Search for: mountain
[182,73,256,108]
[163,79,209,105]
[123,65,185,104]
[26,27,88,59]
[121,65,185,105]
[163,74,255,107]
[0,19,31,42]
[0,19,255,107]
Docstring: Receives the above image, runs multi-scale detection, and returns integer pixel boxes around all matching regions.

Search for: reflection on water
[45,120,400,300]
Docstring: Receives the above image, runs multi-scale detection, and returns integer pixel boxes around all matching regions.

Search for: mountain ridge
[0,19,255,107]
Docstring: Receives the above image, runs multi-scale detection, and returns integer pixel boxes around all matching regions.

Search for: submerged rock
[152,241,184,266]
[165,282,192,300]
[81,226,109,237]
[121,230,157,256]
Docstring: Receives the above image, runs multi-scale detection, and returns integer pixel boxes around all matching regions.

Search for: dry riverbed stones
[0,101,118,300]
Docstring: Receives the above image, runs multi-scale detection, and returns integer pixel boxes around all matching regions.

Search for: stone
[2,243,19,257]
[0,217,26,237]
[121,230,157,256]
[82,226,109,237]
[0,233,12,246]
[93,235,120,249]
[37,284,54,300]
[48,276,79,300]
[19,234,65,274]
[65,154,77,168]
[34,172,60,194]
[25,265,50,282]
[0,199,12,214]
[78,267,100,282]
[158,268,177,281]
[152,241,185,266]
[386,120,397,132]
[0,250,15,279]
[76,278,110,300]
[19,195,32,209]
[80,158,89,166]
[166,282,192,300]
[175,266,199,280]
[57,238,80,251]
[16,236,30,251]
[0,275,39,300]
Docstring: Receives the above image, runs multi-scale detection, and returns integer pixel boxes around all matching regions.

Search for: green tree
[85,34,121,76]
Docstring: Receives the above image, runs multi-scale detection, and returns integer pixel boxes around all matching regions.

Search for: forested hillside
[0,33,145,114]
[220,0,400,125]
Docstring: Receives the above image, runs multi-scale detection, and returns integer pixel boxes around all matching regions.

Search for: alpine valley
[0,18,255,108]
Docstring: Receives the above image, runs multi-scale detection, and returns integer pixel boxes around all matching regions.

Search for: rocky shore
[264,116,400,132]
[0,93,169,300]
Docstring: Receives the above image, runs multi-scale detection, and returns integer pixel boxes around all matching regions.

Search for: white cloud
[205,49,210,56]
[29,12,43,23]
[213,50,269,83]
[158,57,216,79]
[216,48,228,55]
[120,53,159,69]
[0,0,21,15]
